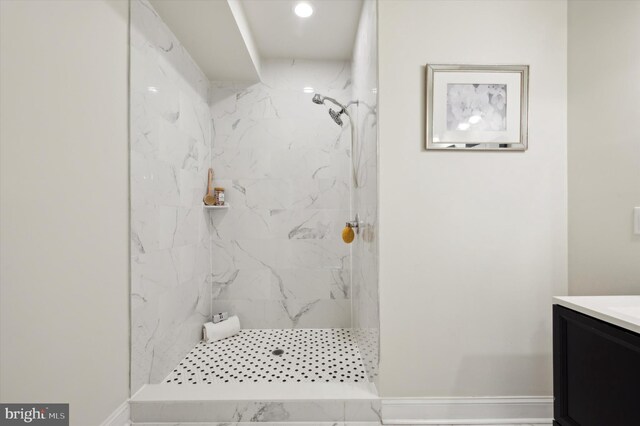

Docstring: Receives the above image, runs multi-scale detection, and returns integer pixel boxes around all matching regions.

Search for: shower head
[312,92,351,127]
[329,108,344,126]
[312,93,348,110]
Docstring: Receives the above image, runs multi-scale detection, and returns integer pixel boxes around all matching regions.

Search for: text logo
[0,404,68,425]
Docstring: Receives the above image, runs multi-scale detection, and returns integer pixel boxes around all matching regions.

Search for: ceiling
[149,0,363,82]
[149,0,261,82]
[240,0,364,61]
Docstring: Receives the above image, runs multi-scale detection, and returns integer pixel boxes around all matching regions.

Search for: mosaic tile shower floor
[164,328,369,384]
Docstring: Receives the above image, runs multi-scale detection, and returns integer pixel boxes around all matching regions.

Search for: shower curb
[130,383,380,423]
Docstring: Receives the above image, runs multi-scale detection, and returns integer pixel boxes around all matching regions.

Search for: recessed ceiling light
[294,2,313,18]
[303,86,314,93]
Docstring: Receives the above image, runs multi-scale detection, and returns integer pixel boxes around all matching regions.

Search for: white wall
[0,1,130,424]
[378,0,568,397]
[568,0,640,296]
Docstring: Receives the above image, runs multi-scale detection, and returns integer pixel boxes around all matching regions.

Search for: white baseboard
[101,399,130,426]
[382,396,553,425]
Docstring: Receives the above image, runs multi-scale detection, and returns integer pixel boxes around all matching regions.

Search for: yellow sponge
[342,226,355,244]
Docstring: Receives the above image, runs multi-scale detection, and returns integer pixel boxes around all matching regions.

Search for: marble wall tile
[130,423,380,426]
[269,269,333,300]
[344,400,382,422]
[209,208,272,240]
[351,0,380,384]
[210,299,267,329]
[209,60,353,328]
[212,268,272,300]
[131,400,346,423]
[261,60,352,91]
[264,299,351,329]
[130,0,211,394]
[130,399,384,424]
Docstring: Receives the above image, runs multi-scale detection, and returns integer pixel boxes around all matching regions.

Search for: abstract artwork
[426,65,528,150]
[447,84,507,132]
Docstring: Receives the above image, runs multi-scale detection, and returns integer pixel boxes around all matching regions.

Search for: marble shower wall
[130,0,211,393]
[209,60,352,329]
[351,0,380,383]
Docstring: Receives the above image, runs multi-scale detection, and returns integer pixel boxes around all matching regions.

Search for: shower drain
[271,348,284,356]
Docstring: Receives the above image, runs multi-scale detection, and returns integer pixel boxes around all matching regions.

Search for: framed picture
[425,64,529,151]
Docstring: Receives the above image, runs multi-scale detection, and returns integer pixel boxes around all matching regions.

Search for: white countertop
[554,296,640,334]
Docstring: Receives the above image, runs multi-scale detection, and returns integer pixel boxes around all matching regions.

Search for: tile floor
[164,328,368,384]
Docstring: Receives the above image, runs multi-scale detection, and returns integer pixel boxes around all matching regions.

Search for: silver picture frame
[425,64,529,151]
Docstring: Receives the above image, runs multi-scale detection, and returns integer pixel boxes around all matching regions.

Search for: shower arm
[322,96,358,116]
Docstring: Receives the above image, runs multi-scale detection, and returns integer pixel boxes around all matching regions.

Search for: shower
[312,93,360,187]
[312,93,350,126]
[124,0,380,404]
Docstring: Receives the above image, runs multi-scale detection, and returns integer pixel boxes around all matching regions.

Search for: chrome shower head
[312,92,350,126]
[329,108,344,126]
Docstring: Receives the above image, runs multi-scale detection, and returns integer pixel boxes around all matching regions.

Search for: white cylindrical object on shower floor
[203,315,241,343]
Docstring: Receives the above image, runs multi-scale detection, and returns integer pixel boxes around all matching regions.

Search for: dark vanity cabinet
[553,305,640,426]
